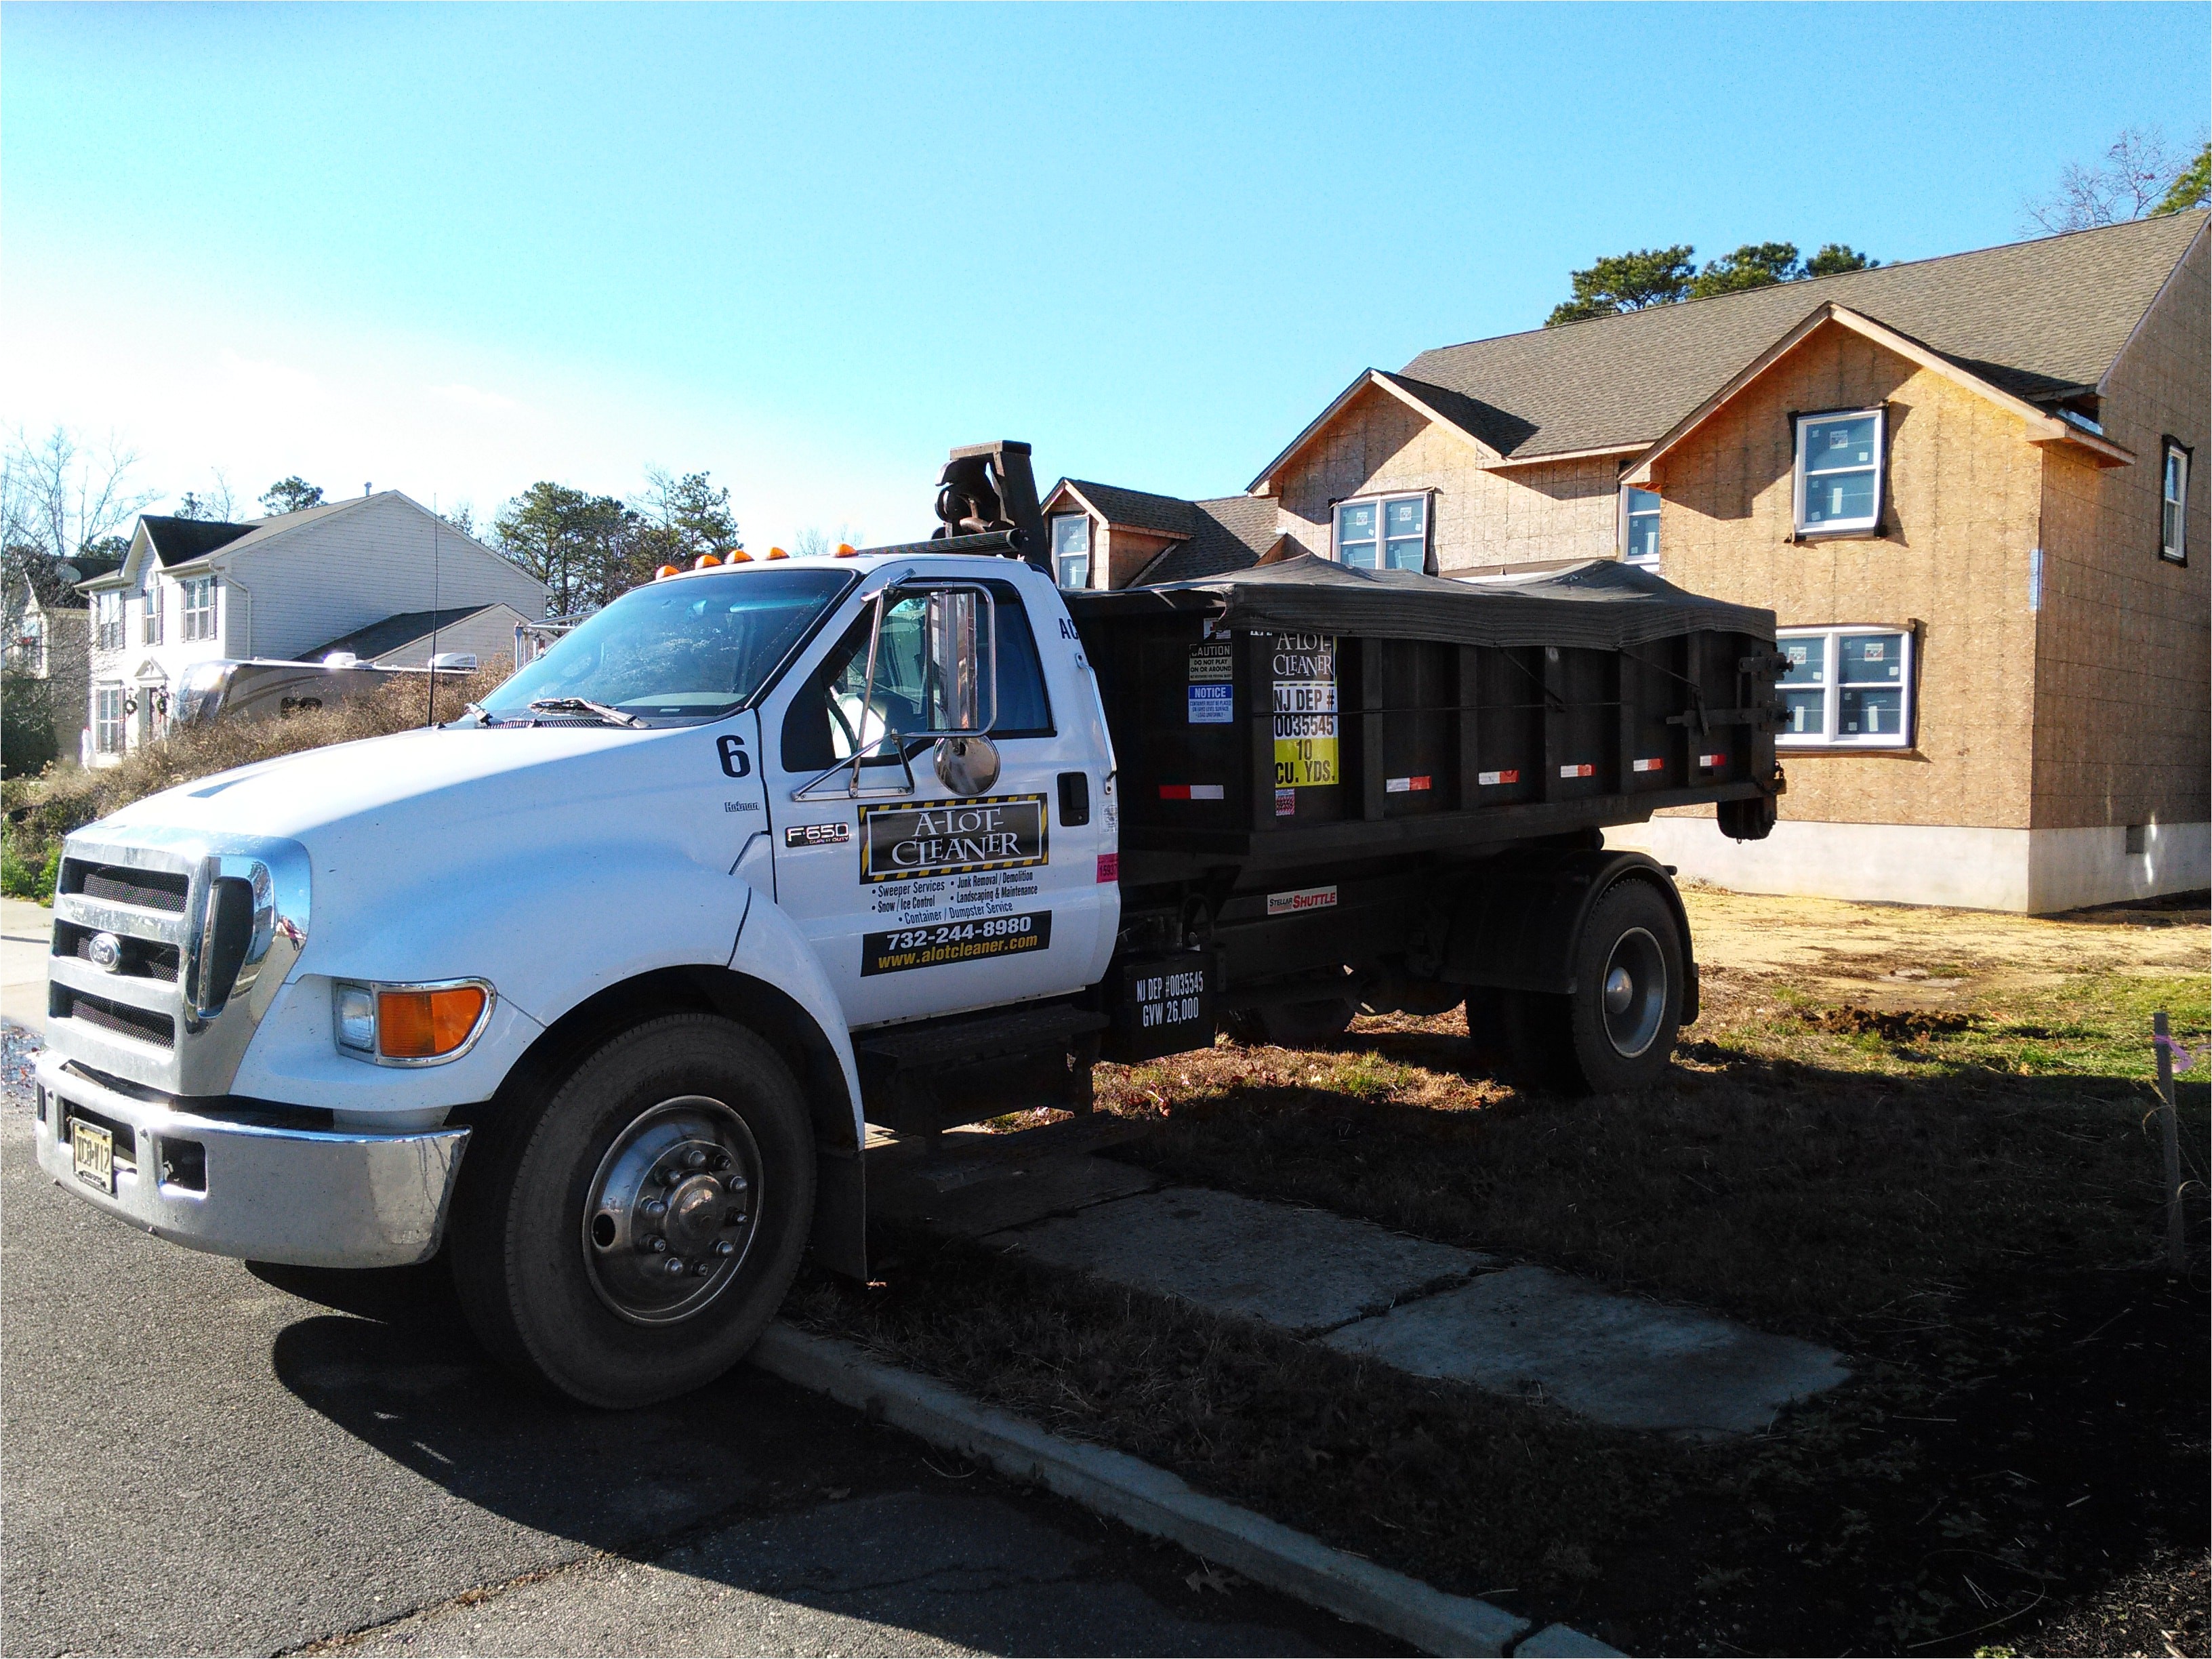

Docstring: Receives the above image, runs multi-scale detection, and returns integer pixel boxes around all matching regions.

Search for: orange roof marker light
[766,546,790,560]
[693,554,722,570]
[654,564,680,581]
[727,550,753,562]
[834,543,859,558]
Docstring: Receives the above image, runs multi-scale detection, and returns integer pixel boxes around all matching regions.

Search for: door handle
[1057,772,1090,827]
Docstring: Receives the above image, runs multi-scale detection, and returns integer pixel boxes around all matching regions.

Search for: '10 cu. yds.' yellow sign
[1271,633,1337,788]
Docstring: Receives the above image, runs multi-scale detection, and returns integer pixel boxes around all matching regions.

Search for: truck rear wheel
[1511,880,1684,1095]
[449,1013,815,1409]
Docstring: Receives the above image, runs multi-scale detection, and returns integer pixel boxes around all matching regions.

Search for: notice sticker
[1477,769,1520,787]
[1159,783,1226,800]
[1698,752,1726,769]
[1187,684,1234,724]
[1266,884,1337,917]
[1631,757,1664,774]
[1274,787,1297,817]
[1559,763,1595,779]
[1385,775,1433,794]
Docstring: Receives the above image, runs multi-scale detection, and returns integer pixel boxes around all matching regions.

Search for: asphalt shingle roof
[1131,495,1281,584]
[298,604,508,664]
[1061,480,1200,537]
[1399,211,2208,461]
[138,516,258,566]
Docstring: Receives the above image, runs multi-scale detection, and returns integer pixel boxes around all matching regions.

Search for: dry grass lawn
[795,887,2209,1656]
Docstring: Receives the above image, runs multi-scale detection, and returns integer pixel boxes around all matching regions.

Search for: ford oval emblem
[87,932,123,972]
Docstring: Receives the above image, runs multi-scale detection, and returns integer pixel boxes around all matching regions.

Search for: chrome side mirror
[933,735,1001,795]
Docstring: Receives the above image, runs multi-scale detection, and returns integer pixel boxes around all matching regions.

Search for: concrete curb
[751,1322,1533,1656]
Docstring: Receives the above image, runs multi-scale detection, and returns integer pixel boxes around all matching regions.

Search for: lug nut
[642,1197,668,1219]
[646,1235,668,1252]
[711,1151,731,1171]
[664,1256,687,1276]
[693,1261,712,1276]
[684,1148,708,1169]
[714,1239,735,1257]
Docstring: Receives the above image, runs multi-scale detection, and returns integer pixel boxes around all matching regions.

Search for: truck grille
[71,863,191,914]
[56,987,177,1050]
[54,920,180,983]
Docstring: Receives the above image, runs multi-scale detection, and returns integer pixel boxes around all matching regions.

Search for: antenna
[425,497,443,726]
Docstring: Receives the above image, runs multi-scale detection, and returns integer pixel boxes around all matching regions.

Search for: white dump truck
[32,442,1784,1408]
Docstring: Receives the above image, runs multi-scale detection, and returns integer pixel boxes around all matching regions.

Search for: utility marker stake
[2154,1010,2184,1275]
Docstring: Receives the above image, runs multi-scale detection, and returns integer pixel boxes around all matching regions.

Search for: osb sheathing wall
[2031,228,2210,832]
[1645,320,2046,832]
[1272,384,1623,571]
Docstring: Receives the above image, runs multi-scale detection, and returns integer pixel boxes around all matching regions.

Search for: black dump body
[1067,555,1784,888]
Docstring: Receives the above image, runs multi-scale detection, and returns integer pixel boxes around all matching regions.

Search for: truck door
[761,576,1111,1029]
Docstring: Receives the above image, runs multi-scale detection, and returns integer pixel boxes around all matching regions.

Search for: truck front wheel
[1512,880,1685,1095]
[449,1014,816,1409]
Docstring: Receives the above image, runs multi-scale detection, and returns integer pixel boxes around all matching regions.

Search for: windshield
[481,568,855,723]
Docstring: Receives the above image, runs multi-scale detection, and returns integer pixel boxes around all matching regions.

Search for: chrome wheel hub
[581,1095,762,1326]
[1599,927,1666,1059]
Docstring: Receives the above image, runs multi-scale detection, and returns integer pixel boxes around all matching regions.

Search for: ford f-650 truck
[32,441,1784,1408]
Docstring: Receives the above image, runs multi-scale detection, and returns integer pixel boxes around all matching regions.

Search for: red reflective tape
[1698,752,1726,769]
[1632,757,1664,773]
[1158,785,1190,799]
[1477,769,1519,786]
[1559,763,1595,779]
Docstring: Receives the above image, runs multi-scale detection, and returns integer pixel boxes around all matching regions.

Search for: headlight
[332,979,495,1065]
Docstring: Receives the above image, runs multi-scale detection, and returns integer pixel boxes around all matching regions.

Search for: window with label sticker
[1777,626,1912,747]
[1794,409,1885,535]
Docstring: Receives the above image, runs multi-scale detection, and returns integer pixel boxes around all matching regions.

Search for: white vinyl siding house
[79,493,547,765]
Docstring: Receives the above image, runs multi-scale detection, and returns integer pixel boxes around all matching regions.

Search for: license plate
[70,1120,114,1195]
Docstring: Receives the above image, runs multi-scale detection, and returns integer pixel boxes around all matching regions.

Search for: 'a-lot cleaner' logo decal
[859,796,1048,882]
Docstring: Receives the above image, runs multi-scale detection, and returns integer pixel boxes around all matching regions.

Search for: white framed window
[1622,487,1661,571]
[94,684,125,754]
[2160,438,2190,564]
[1777,626,1913,748]
[10,609,46,676]
[1334,493,1427,571]
[94,592,123,651]
[142,575,163,645]
[1050,514,1090,589]
[1793,407,1885,535]
[182,576,218,641]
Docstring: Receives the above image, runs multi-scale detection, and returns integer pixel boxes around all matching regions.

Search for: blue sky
[3,3,2206,549]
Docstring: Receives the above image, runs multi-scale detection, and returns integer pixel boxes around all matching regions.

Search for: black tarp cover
[1065,554,1776,652]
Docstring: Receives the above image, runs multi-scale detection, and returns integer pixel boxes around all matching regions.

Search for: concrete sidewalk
[880,1139,1848,1439]
[1,897,49,1039]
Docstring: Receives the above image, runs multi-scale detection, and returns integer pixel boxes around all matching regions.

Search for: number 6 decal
[718,735,752,778]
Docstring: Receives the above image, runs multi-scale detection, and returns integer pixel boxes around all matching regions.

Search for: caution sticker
[862,911,1052,976]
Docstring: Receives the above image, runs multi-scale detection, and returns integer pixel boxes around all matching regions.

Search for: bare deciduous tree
[791,524,863,558]
[2023,125,2197,233]
[3,426,157,592]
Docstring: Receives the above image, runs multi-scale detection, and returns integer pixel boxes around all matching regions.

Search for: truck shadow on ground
[255,1265,1328,1657]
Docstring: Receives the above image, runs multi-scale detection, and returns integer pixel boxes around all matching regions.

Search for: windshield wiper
[527,697,645,729]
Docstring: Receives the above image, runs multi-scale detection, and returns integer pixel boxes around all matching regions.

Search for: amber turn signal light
[377,985,487,1059]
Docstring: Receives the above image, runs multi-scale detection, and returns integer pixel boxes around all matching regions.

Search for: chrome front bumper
[32,1052,469,1269]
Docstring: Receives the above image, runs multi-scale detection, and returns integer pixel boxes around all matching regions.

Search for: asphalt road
[0,1044,1380,1657]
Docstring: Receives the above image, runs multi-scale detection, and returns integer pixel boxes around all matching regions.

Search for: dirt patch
[1801,1004,1978,1040]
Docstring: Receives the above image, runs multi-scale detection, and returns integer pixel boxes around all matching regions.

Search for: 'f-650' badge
[859,796,1047,882]
[784,821,851,848]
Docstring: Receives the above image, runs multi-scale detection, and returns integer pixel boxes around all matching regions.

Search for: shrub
[5,661,513,871]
